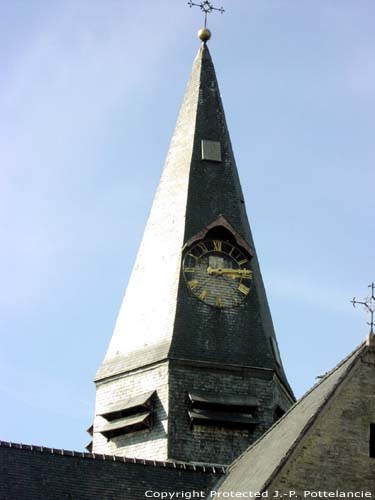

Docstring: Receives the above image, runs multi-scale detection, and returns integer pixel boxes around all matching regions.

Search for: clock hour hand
[207,267,253,279]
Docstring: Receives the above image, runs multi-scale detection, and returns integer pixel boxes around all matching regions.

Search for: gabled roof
[215,341,367,494]
[0,441,225,500]
[0,440,225,472]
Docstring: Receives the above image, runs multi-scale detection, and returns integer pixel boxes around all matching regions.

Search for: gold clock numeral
[213,240,222,252]
[237,258,248,266]
[188,279,199,290]
[184,267,195,273]
[197,242,208,254]
[199,290,208,301]
[216,296,223,308]
[188,252,198,260]
[240,270,253,279]
[238,283,250,295]
[229,246,235,257]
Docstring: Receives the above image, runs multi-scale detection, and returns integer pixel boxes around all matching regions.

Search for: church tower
[91,30,294,465]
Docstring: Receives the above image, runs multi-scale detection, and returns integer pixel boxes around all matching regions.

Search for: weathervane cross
[188,0,225,28]
[351,283,375,334]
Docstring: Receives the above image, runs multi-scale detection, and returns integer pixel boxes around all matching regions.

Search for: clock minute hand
[207,267,253,279]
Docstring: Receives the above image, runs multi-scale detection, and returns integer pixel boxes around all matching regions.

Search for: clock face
[182,239,253,308]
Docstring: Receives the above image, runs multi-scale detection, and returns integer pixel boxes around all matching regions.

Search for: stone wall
[93,361,169,460]
[168,361,292,464]
[270,348,375,493]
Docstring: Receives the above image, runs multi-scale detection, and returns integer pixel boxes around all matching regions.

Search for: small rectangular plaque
[201,140,222,162]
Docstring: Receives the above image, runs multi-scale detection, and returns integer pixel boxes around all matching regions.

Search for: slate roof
[96,42,293,400]
[0,441,225,500]
[214,342,366,494]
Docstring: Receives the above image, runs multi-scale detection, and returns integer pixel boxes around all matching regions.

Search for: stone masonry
[269,347,375,493]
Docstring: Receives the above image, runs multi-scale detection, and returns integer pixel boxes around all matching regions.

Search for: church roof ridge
[0,440,226,474]
[215,340,367,493]
[230,340,366,470]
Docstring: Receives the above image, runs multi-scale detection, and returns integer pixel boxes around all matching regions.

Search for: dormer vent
[98,391,155,439]
[188,391,258,429]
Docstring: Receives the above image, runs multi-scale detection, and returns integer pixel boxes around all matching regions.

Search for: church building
[1,21,375,500]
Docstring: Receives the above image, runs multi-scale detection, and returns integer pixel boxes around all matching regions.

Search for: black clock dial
[182,239,253,308]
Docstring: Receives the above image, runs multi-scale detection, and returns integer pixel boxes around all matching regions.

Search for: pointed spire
[93,39,294,464]
[96,43,292,398]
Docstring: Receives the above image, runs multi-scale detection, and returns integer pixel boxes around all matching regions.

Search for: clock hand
[207,267,253,279]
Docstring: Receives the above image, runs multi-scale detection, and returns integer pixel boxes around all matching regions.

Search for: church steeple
[93,38,294,465]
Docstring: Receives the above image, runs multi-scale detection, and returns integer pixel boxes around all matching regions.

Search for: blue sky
[1,0,374,452]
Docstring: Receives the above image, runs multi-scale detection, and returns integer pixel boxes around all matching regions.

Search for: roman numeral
[241,269,253,279]
[237,258,248,266]
[216,296,223,308]
[187,253,198,260]
[213,240,222,252]
[199,290,208,301]
[184,267,195,273]
[238,283,250,295]
[188,279,199,290]
[197,242,208,254]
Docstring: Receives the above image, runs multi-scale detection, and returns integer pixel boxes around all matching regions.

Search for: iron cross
[188,1,225,28]
[351,283,375,333]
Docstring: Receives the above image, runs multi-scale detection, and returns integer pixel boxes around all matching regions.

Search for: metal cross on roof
[188,0,225,28]
[351,283,375,334]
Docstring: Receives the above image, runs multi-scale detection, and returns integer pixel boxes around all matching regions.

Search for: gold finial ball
[198,28,211,42]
